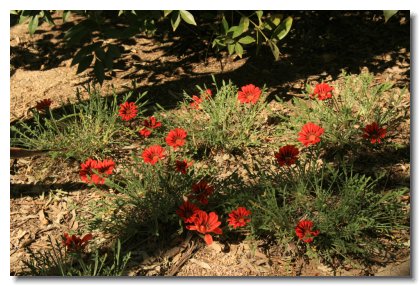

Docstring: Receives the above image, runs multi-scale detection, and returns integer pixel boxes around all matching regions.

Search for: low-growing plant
[249,161,408,267]
[23,236,131,276]
[160,77,270,155]
[275,71,409,157]
[11,85,148,160]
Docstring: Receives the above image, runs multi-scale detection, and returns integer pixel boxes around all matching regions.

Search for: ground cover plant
[10,70,410,276]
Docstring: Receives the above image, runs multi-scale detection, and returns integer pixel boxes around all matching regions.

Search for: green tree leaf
[384,10,398,23]
[239,16,250,32]
[227,43,235,55]
[272,16,293,41]
[238,36,255,45]
[62,10,71,23]
[256,11,263,26]
[180,10,197,26]
[222,15,229,33]
[170,11,181,31]
[234,42,244,58]
[28,15,39,35]
[269,41,280,61]
[163,10,172,17]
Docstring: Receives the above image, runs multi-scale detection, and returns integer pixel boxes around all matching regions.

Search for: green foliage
[276,71,409,155]
[383,10,399,23]
[250,163,408,265]
[23,237,131,276]
[161,77,270,154]
[10,85,148,160]
[11,10,293,84]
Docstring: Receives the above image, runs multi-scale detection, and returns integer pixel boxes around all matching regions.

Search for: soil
[10,11,411,276]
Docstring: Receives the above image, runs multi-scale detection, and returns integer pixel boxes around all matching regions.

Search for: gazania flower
[175,159,192,174]
[190,95,203,110]
[79,158,114,185]
[189,180,214,205]
[312,83,334,100]
[139,128,152,138]
[176,200,200,224]
[298,122,325,146]
[166,128,187,149]
[295,220,320,243]
[237,84,261,104]
[35,98,53,111]
[362,122,387,144]
[62,232,93,252]
[274,145,299,166]
[186,210,222,245]
[142,145,165,165]
[227,207,251,229]
[139,116,162,138]
[118,102,138,121]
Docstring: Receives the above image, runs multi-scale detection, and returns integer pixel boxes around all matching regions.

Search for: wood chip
[190,258,211,270]
[38,209,50,226]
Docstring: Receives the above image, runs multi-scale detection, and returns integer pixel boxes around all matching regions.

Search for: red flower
[186,210,222,245]
[35,98,53,111]
[362,122,387,144]
[274,145,299,166]
[62,232,93,252]
[190,95,203,110]
[189,180,214,205]
[295,220,320,243]
[139,116,162,138]
[227,207,251,229]
[176,200,200,224]
[142,145,166,165]
[166,128,187,149]
[312,83,334,100]
[175,159,192,174]
[298,122,325,146]
[139,128,152,138]
[118,102,138,121]
[237,84,262,104]
[79,158,115,185]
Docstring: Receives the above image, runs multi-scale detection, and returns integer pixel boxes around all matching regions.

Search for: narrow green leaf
[163,10,173,17]
[238,36,255,45]
[170,11,181,31]
[384,10,398,23]
[94,61,105,85]
[76,54,93,74]
[222,15,229,33]
[118,10,124,17]
[10,10,18,15]
[180,10,197,26]
[234,43,243,58]
[28,15,39,35]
